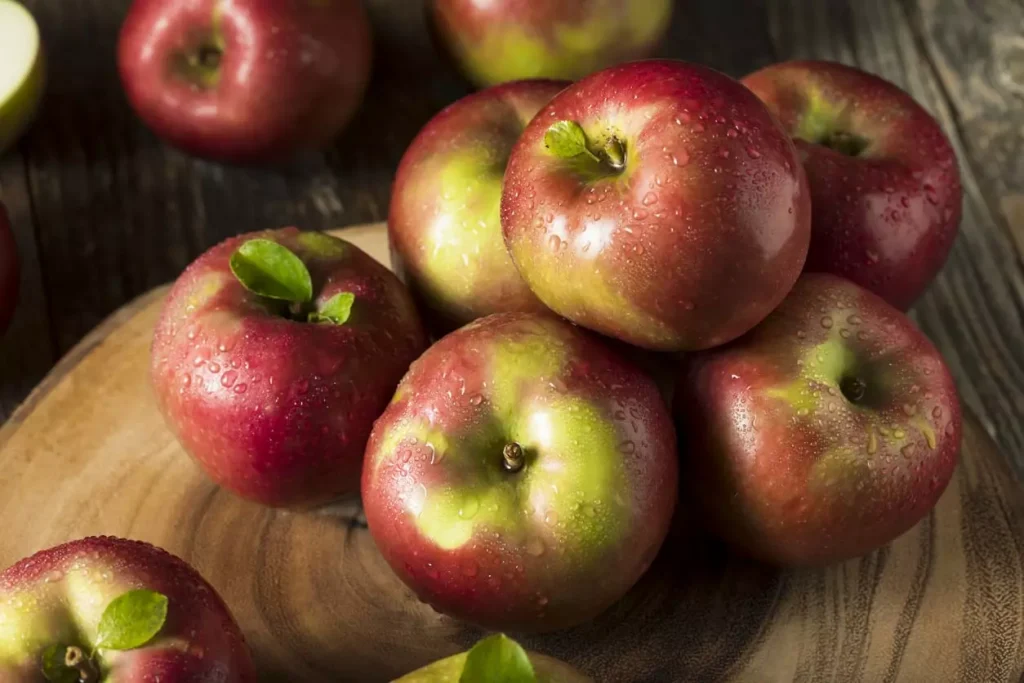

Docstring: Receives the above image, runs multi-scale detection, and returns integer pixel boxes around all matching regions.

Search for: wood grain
[0,224,1021,682]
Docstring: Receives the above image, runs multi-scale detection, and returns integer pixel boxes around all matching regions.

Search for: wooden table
[1,0,1023,475]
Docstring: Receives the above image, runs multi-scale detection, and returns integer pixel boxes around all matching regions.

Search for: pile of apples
[0,0,966,680]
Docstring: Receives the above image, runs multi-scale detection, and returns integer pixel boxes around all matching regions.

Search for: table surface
[1,0,1023,473]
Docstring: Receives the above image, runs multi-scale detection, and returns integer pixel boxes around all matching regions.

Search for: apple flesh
[742,61,962,310]
[0,0,45,153]
[675,273,961,566]
[362,312,678,632]
[0,202,18,335]
[502,60,812,351]
[430,0,672,87]
[389,79,565,334]
[118,0,372,163]
[151,228,426,507]
[0,536,255,681]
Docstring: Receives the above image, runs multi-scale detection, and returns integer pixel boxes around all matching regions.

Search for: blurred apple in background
[389,79,565,335]
[430,0,672,87]
[0,202,19,336]
[0,536,255,681]
[502,60,812,352]
[363,313,678,632]
[0,0,45,154]
[151,228,426,507]
[676,273,961,566]
[743,61,962,310]
[118,0,372,163]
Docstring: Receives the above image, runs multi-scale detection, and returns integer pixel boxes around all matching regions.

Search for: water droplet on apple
[44,570,63,583]
[945,422,956,436]
[820,316,834,329]
[544,510,559,526]
[619,440,636,455]
[233,383,248,394]
[220,370,237,388]
[866,251,880,264]
[932,406,943,419]
[796,330,806,339]
[187,329,197,340]
[208,362,220,373]
[719,148,731,159]
[468,393,483,406]
[459,496,479,519]
[856,331,869,341]
[840,328,851,338]
[547,234,562,251]
[894,428,907,439]
[901,444,916,459]
[632,209,648,220]
[642,192,658,206]
[727,128,739,139]
[902,403,917,416]
[526,538,545,556]
[746,147,761,159]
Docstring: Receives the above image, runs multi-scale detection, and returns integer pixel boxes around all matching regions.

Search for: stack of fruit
[0,0,967,680]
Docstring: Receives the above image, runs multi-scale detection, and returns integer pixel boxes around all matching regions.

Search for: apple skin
[118,0,372,163]
[429,0,672,87]
[675,273,962,566]
[0,536,255,681]
[0,202,19,335]
[742,61,962,310]
[151,227,426,508]
[362,312,678,632]
[0,0,45,154]
[389,79,565,335]
[395,648,592,683]
[502,60,812,352]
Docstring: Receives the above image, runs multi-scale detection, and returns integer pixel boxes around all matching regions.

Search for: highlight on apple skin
[389,79,566,335]
[676,273,962,566]
[0,536,256,682]
[502,59,812,352]
[151,228,427,508]
[117,0,372,163]
[743,60,962,310]
[363,312,678,632]
[429,0,673,87]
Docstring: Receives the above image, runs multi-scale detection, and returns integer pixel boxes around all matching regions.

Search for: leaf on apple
[543,121,598,162]
[40,644,78,683]
[230,239,314,303]
[308,291,355,325]
[94,589,169,651]
[459,634,536,683]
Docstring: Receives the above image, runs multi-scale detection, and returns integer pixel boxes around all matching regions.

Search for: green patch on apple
[0,0,45,153]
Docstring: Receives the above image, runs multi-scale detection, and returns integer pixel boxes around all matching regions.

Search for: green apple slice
[0,0,44,153]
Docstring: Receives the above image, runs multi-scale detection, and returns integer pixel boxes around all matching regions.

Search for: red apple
[389,79,565,334]
[0,536,254,681]
[501,60,812,351]
[151,228,426,507]
[118,0,372,163]
[676,273,961,566]
[0,202,18,335]
[429,0,672,87]
[742,61,962,310]
[362,312,678,632]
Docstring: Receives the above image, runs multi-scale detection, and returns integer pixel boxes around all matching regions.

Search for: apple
[0,202,19,335]
[501,60,812,352]
[118,0,372,163]
[151,228,426,507]
[362,312,678,632]
[675,273,962,566]
[429,0,672,87]
[389,79,565,334]
[0,536,255,681]
[742,61,962,310]
[0,0,45,153]
[395,633,591,682]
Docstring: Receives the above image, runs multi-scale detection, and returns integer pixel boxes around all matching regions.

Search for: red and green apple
[0,0,45,154]
[430,0,673,87]
[362,312,678,632]
[742,61,962,310]
[151,228,426,508]
[389,79,565,334]
[502,60,812,351]
[118,0,372,163]
[676,273,962,565]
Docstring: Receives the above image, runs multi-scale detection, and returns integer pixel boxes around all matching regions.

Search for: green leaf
[229,239,313,303]
[459,634,536,683]
[543,121,598,161]
[308,291,355,325]
[95,589,169,651]
[40,644,78,683]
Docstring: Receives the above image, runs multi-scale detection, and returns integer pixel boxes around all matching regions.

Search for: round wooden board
[1,223,1023,682]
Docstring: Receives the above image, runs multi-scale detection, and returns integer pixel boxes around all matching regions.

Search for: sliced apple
[0,0,44,153]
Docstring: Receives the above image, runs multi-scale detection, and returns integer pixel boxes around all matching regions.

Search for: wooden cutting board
[1,223,1022,683]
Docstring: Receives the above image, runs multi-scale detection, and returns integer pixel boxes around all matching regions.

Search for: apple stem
[64,646,98,682]
[603,138,626,171]
[502,442,525,473]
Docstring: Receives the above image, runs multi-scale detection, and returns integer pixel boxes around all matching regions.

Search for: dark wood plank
[766,0,1024,470]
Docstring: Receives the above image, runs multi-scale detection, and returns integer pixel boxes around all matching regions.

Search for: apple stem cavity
[63,646,98,683]
[502,442,525,473]
[543,120,627,175]
[194,44,222,71]
[603,137,626,171]
[840,376,868,404]
[821,130,869,157]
